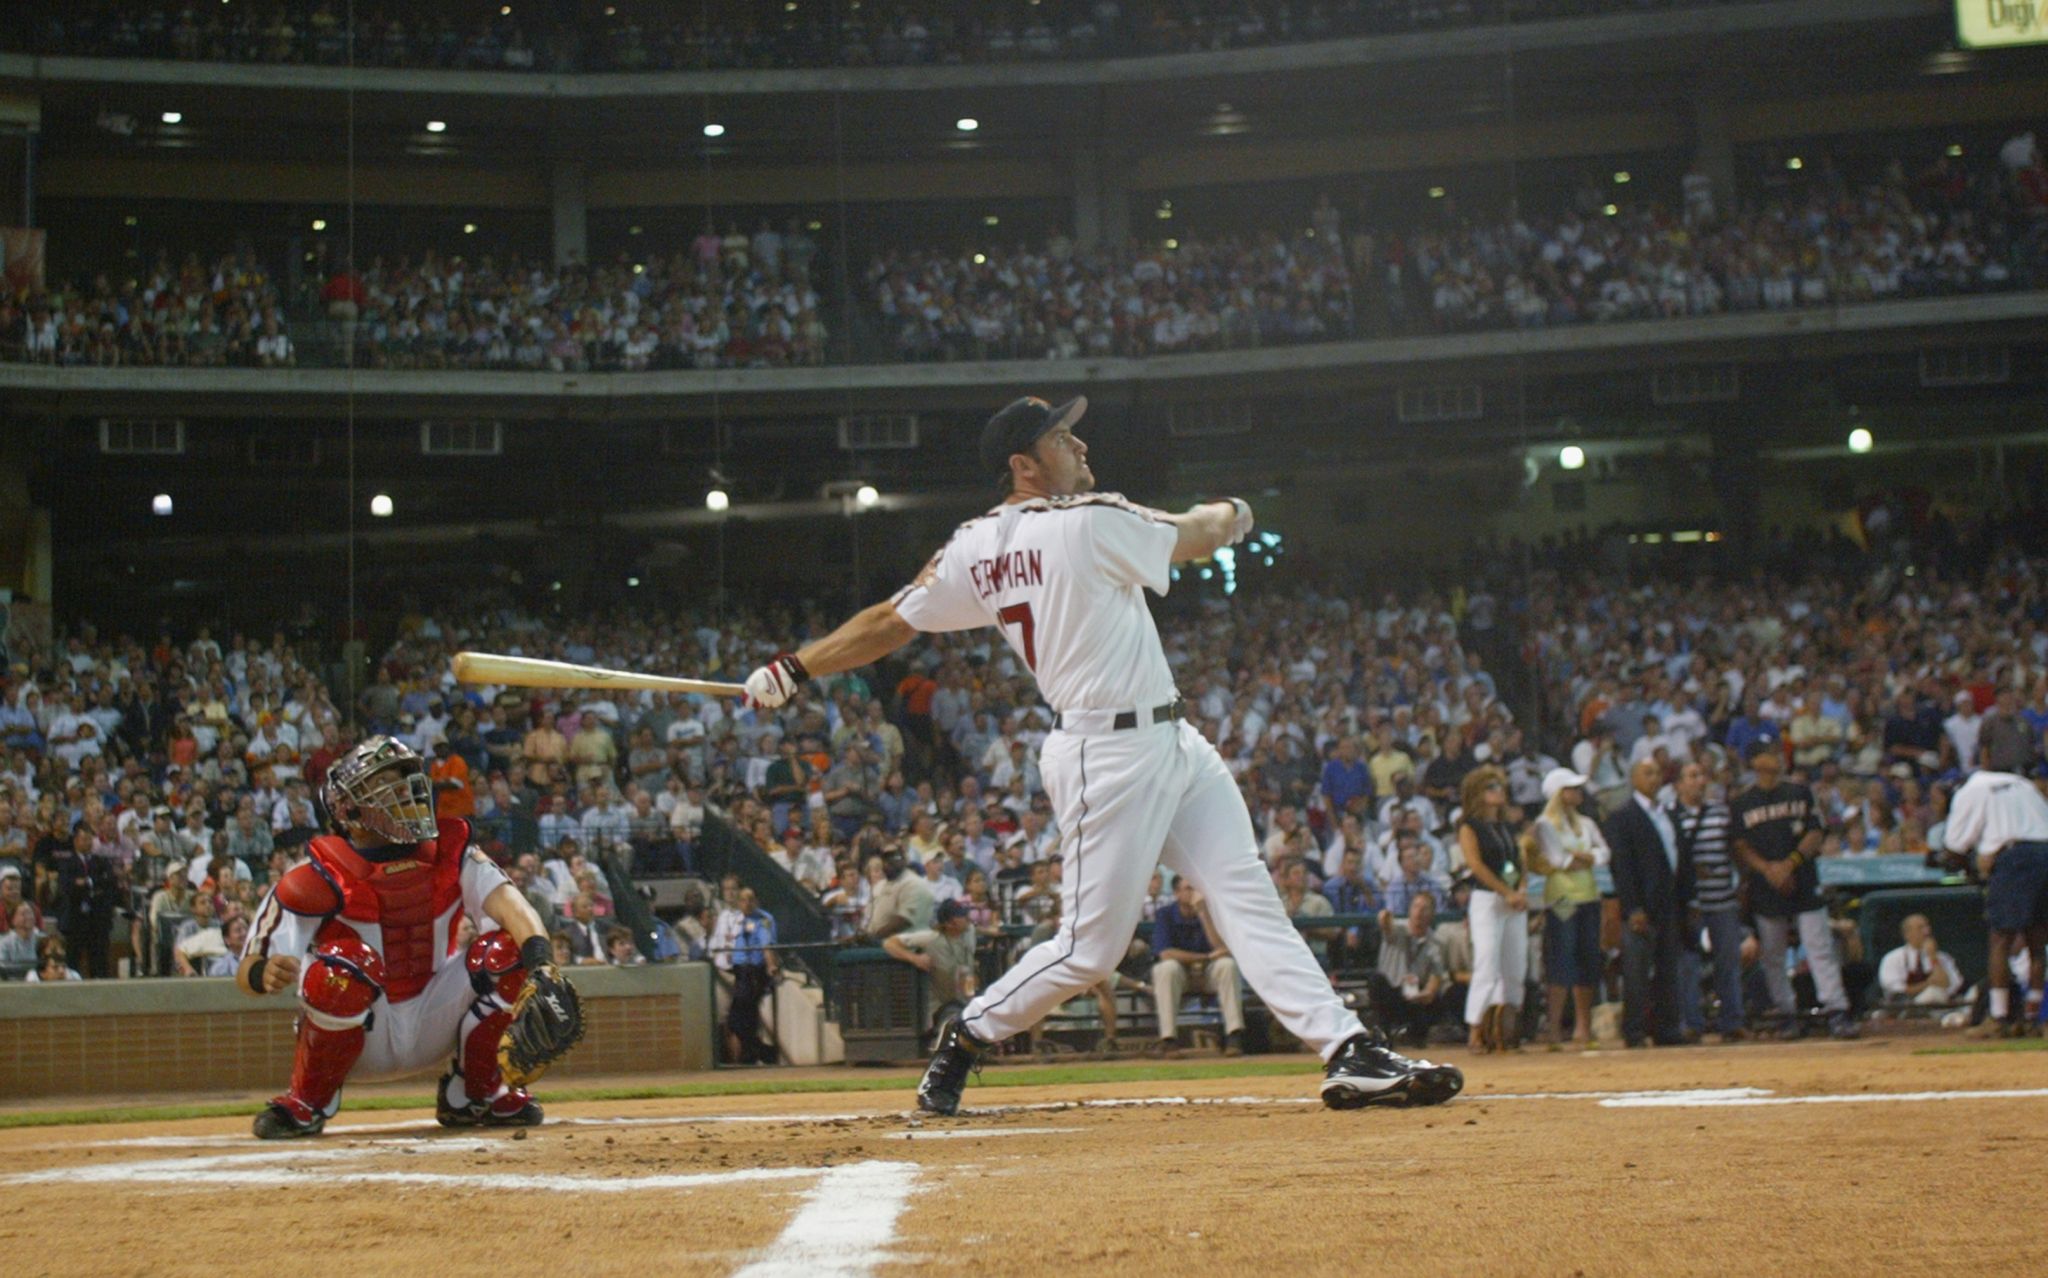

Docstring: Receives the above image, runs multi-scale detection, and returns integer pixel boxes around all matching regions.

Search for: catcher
[236,736,583,1138]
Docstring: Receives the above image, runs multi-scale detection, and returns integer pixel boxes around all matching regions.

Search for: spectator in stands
[883,898,978,1020]
[29,941,81,983]
[1277,858,1335,963]
[1148,879,1245,1057]
[51,822,120,980]
[1383,838,1449,918]
[1457,767,1527,1052]
[1369,894,1451,1048]
[1,899,43,974]
[1321,845,1378,971]
[1529,768,1609,1048]
[1876,913,1963,1008]
[1674,760,1745,1040]
[605,925,645,967]
[821,862,868,941]
[561,892,607,965]
[864,847,935,940]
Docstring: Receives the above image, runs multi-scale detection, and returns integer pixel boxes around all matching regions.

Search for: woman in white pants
[1458,765,1529,1052]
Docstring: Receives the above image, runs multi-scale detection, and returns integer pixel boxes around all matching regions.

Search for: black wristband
[245,956,267,993]
[780,652,811,683]
[521,935,554,973]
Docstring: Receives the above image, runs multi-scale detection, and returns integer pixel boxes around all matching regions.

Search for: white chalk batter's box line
[50,1084,2048,1155]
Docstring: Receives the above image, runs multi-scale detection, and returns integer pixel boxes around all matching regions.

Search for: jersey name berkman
[969,549,1044,599]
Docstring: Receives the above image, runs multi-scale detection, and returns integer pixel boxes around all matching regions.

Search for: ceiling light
[973,253,986,264]
[161,111,182,125]
[1164,238,1179,250]
[702,122,725,138]
[124,215,139,227]
[426,120,447,133]
[1786,156,1804,170]
[1613,170,1630,184]
[370,494,394,517]
[1603,203,1618,216]
[855,485,880,510]
[311,218,327,231]
[500,5,512,15]
[1848,427,1873,454]
[1946,143,1963,158]
[984,215,999,226]
[632,263,644,274]
[807,220,822,231]
[629,225,643,236]
[1559,445,1586,471]
[956,117,979,132]
[151,494,174,516]
[705,489,730,512]
[463,223,477,234]
[1428,186,1445,199]
[1156,206,1172,219]
[626,576,640,588]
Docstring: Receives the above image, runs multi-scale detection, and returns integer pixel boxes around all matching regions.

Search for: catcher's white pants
[344,955,483,1080]
[959,720,1363,1059]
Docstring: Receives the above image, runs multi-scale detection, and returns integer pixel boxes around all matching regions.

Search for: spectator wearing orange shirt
[898,670,939,779]
[429,738,475,821]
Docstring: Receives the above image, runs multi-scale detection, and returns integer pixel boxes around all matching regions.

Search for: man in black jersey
[1730,745,1856,1040]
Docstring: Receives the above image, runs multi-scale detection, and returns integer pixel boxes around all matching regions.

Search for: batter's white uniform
[892,493,1365,1056]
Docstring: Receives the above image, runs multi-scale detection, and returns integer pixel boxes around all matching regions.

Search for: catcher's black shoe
[436,1074,545,1128]
[916,1019,991,1116]
[1321,1030,1465,1109]
[252,1099,326,1140]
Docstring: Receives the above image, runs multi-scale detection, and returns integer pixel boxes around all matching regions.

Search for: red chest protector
[300,818,471,1002]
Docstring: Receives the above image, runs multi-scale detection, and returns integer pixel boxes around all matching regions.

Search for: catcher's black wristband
[520,935,554,973]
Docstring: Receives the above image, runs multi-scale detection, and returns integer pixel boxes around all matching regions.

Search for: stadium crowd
[8,508,2042,1055]
[872,143,2048,359]
[6,142,2040,369]
[7,1,1771,72]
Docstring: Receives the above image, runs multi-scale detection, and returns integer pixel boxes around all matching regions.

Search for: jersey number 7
[997,602,1037,671]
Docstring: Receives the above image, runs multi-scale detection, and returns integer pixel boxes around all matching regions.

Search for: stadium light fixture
[705,489,730,513]
[956,117,979,132]
[1428,186,1445,199]
[626,577,640,588]
[973,253,987,264]
[500,5,512,15]
[1559,445,1587,471]
[151,494,173,517]
[807,220,823,231]
[1947,143,1963,157]
[1164,238,1179,250]
[1603,203,1618,217]
[1848,427,1874,454]
[1613,171,1630,184]
[463,223,477,234]
[703,122,726,138]
[311,218,327,231]
[629,225,643,236]
[855,485,880,510]
[426,120,447,133]
[984,215,1000,226]
[370,494,394,517]
[1786,156,1804,170]
[161,111,182,125]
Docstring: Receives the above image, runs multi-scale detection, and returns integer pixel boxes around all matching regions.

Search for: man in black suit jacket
[1603,760,1694,1046]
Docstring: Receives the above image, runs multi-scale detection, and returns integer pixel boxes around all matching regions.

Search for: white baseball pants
[958,720,1363,1058]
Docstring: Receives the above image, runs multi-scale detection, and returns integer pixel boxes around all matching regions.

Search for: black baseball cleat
[437,1074,546,1128]
[252,1100,326,1140]
[1321,1031,1465,1109]
[916,1018,991,1116]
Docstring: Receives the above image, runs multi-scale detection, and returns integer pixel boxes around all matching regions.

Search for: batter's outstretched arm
[797,600,918,679]
[1163,499,1254,564]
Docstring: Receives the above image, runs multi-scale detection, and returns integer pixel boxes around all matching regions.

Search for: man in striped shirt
[1674,761,1746,1040]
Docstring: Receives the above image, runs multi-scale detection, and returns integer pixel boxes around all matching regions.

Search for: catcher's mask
[324,736,438,850]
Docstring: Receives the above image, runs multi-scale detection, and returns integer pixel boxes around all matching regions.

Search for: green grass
[1911,1036,2048,1056]
[0,1057,1315,1131]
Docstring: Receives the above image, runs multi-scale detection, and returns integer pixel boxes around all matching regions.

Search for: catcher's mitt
[499,961,584,1087]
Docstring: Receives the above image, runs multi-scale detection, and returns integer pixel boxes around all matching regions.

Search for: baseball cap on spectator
[935,899,968,925]
[0,864,20,882]
[1540,768,1591,801]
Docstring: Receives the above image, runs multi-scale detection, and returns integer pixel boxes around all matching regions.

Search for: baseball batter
[746,395,1463,1113]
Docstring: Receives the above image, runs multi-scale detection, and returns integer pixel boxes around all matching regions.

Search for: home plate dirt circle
[2,1042,2040,1276]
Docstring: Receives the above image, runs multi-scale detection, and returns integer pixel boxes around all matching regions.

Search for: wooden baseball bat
[451,651,747,698]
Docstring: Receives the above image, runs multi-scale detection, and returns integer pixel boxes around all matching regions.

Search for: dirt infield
[2,1039,2040,1277]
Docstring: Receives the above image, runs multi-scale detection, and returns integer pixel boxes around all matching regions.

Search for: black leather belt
[1053,696,1185,733]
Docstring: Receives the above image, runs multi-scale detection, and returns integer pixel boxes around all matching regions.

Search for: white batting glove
[744,653,809,709]
[1224,497,1255,546]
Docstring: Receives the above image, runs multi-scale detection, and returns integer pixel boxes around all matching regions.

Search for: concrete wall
[0,963,715,1102]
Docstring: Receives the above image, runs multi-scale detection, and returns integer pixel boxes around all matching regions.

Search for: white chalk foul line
[882,1126,1080,1141]
[730,1161,921,1278]
[1600,1087,2048,1109]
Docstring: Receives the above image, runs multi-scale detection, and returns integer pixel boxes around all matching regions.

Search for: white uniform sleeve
[1070,502,1177,595]
[892,541,987,633]
[460,846,514,926]
[1876,947,1908,995]
[243,885,320,966]
[1942,777,1988,854]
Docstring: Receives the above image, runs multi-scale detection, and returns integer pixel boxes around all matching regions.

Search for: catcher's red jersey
[252,817,508,1003]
